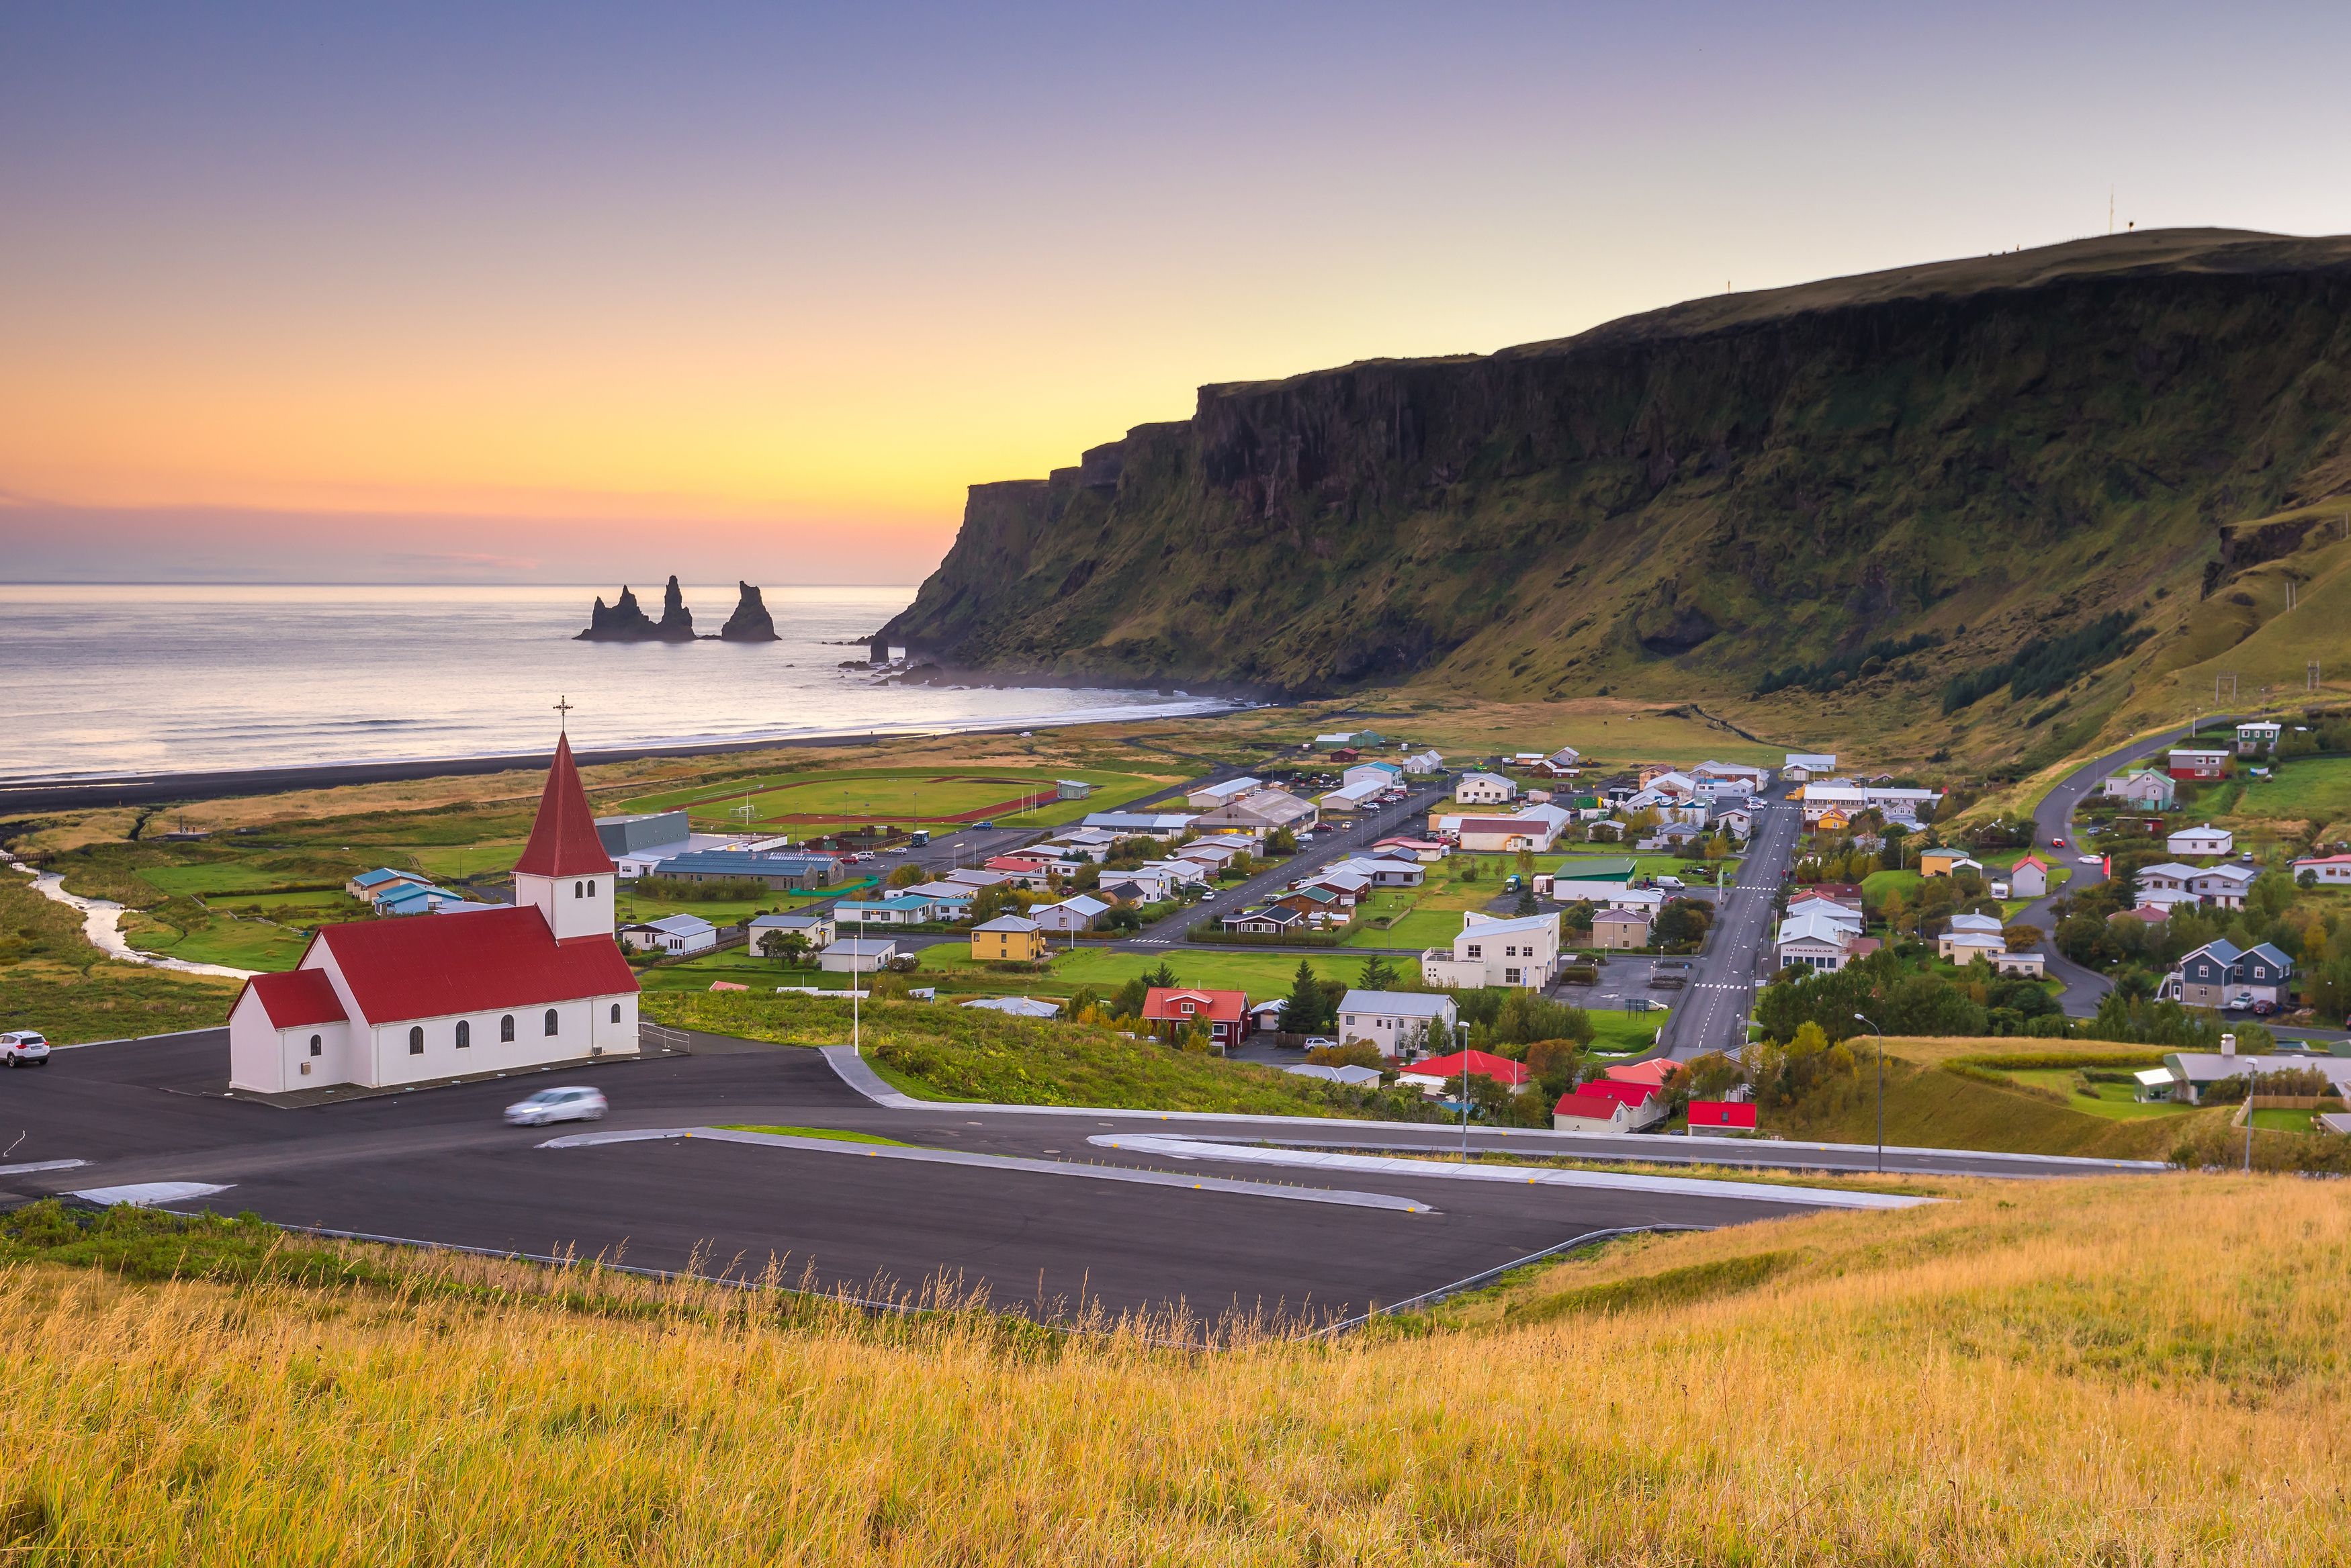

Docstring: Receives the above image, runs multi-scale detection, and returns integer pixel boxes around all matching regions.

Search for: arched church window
[408,1027,424,1054]
[544,1009,559,1037]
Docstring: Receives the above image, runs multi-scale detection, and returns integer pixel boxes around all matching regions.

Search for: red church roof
[316,906,636,1025]
[238,968,348,1028]
[511,733,615,879]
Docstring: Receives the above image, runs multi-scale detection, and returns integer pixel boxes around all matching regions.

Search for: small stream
[4,852,258,980]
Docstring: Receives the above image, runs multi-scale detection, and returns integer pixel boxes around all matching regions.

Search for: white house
[1343,762,1405,792]
[619,913,717,956]
[1031,894,1110,933]
[1421,911,1561,990]
[2007,854,2053,898]
[1544,880,1666,915]
[2168,823,2234,857]
[1455,772,1518,805]
[819,937,903,973]
[749,911,833,954]
[1334,990,1459,1058]
[2187,864,2260,909]
[1775,908,1864,972]
[2101,770,2176,809]
[1403,749,1446,775]
[228,733,639,1096]
[1939,929,2008,964]
[1782,752,1837,782]
[1317,782,1384,815]
[2293,854,2351,886]
[2235,721,2282,755]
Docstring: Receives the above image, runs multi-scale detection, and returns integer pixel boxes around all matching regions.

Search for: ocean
[0,584,1229,783]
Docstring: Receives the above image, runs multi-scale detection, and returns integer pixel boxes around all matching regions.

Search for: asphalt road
[1667,788,1804,1058]
[1,1029,2150,1329]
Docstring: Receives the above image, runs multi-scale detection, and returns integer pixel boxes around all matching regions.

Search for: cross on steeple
[553,695,574,733]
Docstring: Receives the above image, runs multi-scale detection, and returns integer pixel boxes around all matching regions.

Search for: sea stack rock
[719,582,780,641]
[654,575,697,641]
[576,584,658,640]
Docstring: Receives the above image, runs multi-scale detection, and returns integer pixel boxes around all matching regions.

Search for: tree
[1306,1040,1386,1071]
[1285,960,1329,1035]
[759,929,809,967]
[1522,1037,1585,1099]
[968,883,1012,923]
[1358,953,1399,990]
[1101,904,1142,933]
[1266,827,1297,855]
[1073,862,1102,891]
[886,862,926,888]
[1110,976,1150,1022]
[1143,960,1179,988]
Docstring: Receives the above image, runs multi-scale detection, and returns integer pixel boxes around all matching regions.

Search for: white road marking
[73,1181,233,1207]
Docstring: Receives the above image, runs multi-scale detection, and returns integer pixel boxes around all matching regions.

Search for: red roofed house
[1399,1050,1534,1095]
[1552,1091,1635,1133]
[1574,1077,1668,1129]
[1687,1101,1759,1132]
[1141,987,1248,1048]
[228,729,640,1095]
[1603,1058,1680,1089]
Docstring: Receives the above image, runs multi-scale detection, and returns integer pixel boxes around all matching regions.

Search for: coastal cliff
[877,229,2351,708]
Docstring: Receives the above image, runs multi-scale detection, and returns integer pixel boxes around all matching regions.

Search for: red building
[1141,986,1247,1047]
[1688,1101,1759,1131]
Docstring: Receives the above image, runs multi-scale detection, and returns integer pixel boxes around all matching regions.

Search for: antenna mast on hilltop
[2109,187,2115,236]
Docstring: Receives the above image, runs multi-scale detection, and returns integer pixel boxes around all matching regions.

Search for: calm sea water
[0,585,1229,783]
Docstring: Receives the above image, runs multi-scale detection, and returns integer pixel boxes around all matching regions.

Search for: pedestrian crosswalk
[1133,937,1174,946]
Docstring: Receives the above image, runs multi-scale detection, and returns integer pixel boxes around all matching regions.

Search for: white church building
[228,731,640,1094]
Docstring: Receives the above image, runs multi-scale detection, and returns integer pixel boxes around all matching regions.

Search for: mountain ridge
[880,229,2351,759]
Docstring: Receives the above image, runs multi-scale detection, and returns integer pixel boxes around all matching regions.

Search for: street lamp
[1455,1020,1472,1164]
[1853,1013,1885,1172]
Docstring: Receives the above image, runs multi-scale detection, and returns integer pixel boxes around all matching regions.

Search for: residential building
[836,894,944,926]
[1548,745,1583,769]
[1222,906,1304,936]
[1185,777,1263,811]
[1917,849,1983,878]
[1319,854,1425,888]
[1030,894,1110,933]
[1142,986,1247,1048]
[1574,1078,1668,1129]
[748,911,832,952]
[1343,761,1405,791]
[971,916,1047,963]
[1546,881,1665,915]
[2168,823,2234,857]
[373,881,459,917]
[2101,769,2177,809]
[1374,835,1452,863]
[2162,1048,2351,1105]
[1552,1090,1637,1133]
[1313,729,1385,749]
[1781,752,1837,782]
[2235,721,2282,755]
[1994,952,2047,978]
[1776,908,1867,972]
[1454,772,1518,805]
[2293,854,2351,885]
[1592,909,1652,950]
[227,732,638,1095]
[1246,999,1290,1034]
[2008,854,2053,898]
[1173,839,1247,870]
[1792,883,1865,912]
[944,867,1015,889]
[1402,749,1446,775]
[1939,929,2008,964]
[2185,863,2260,909]
[1421,911,1562,989]
[1400,1050,1532,1096]
[819,937,902,974]
[2162,939,2294,1009]
[1454,815,1563,852]
[619,913,717,956]
[1318,783,1383,815]
[1816,809,1852,833]
[1285,1062,1384,1086]
[1334,990,1459,1057]
[345,867,427,901]
[2167,748,2229,780]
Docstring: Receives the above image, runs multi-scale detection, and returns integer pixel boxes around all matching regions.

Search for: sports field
[618,766,1176,830]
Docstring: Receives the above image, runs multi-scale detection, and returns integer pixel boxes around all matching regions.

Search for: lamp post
[1456,1020,1471,1164]
[1854,1012,1884,1172]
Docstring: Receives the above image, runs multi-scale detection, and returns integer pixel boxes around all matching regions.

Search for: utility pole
[1854,1013,1886,1172]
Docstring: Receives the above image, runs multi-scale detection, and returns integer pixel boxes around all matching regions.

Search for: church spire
[512,730,614,879]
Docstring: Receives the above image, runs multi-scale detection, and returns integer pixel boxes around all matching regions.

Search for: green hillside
[881,229,2351,768]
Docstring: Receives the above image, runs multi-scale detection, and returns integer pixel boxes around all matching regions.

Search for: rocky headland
[577,578,781,642]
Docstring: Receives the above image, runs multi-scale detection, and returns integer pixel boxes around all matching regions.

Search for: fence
[637,1022,693,1056]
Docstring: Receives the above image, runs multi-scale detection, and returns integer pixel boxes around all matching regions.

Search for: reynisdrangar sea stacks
[576,578,779,642]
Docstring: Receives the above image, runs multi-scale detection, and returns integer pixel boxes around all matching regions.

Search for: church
[228,730,641,1095]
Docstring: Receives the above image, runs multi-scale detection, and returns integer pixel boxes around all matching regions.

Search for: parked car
[1654,875,1685,890]
[1300,1036,1336,1051]
[1,1031,51,1068]
[503,1085,608,1126]
[971,820,993,830]
[2229,993,2254,1012]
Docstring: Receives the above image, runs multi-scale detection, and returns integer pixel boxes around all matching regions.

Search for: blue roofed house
[373,880,457,917]
[346,867,429,901]
[2162,939,2294,1011]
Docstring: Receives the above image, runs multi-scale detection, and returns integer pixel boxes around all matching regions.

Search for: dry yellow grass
[1,1175,2345,1562]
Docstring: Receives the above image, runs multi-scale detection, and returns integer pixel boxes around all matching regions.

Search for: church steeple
[513,726,616,942]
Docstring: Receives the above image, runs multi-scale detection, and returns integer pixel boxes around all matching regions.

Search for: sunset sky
[5,1,2349,586]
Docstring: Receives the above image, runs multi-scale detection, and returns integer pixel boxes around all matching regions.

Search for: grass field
[2005,1068,2198,1121]
[1020,946,1392,999]
[0,870,240,1042]
[3,1173,2344,1560]
[619,765,1176,831]
[2229,754,2351,826]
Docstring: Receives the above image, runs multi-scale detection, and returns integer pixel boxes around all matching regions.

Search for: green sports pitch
[617,766,1173,830]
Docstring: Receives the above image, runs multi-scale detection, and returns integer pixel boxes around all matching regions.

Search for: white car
[1300,1036,1336,1051]
[1,1032,51,1068]
[503,1085,607,1126]
[2078,854,2100,866]
[1654,875,1685,890]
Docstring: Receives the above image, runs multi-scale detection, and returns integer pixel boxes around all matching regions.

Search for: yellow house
[1816,810,1852,833]
[971,915,1047,962]
[1918,849,1983,878]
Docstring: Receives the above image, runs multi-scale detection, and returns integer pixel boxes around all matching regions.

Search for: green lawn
[121,906,311,970]
[406,841,527,879]
[1025,947,1392,999]
[1585,1009,1667,1053]
[1861,869,1922,901]
[1348,908,1464,950]
[2229,755,2351,825]
[2250,1107,2327,1133]
[618,766,1173,830]
[2004,1069,2197,1121]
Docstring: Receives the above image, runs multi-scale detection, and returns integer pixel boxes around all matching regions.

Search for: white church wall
[228,986,287,1094]
[370,997,625,1089]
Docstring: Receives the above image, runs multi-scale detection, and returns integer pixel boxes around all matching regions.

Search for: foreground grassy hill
[883,228,2351,770]
[1,1176,2341,1562]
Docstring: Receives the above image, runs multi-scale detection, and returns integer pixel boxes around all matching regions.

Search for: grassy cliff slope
[883,228,2351,763]
[1,1177,2343,1562]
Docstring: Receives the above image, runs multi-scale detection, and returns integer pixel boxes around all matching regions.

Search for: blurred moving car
[1,1032,51,1068]
[503,1085,607,1126]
